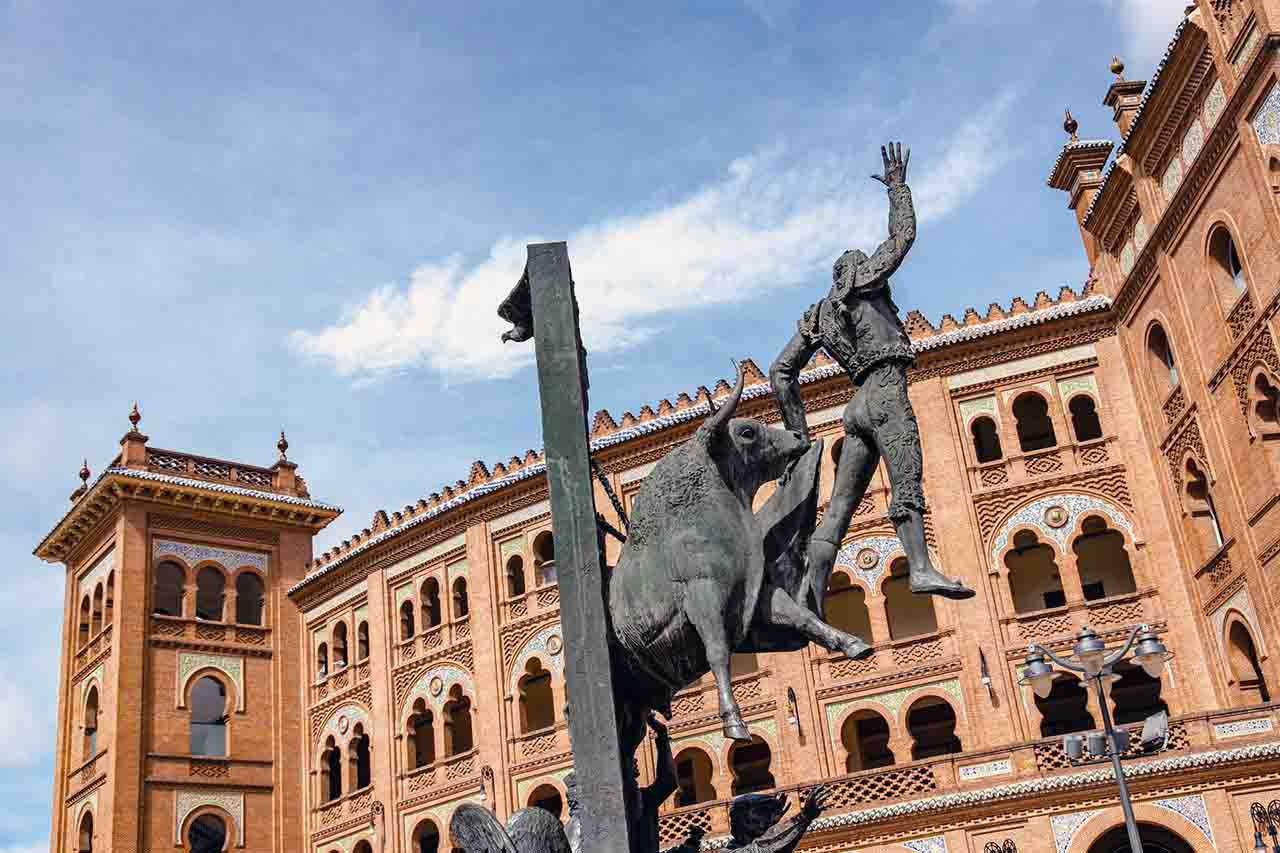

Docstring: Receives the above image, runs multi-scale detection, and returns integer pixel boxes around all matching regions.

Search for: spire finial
[128,401,141,431]
[1110,55,1126,79]
[277,430,289,461]
[79,459,90,485]
[1064,109,1079,142]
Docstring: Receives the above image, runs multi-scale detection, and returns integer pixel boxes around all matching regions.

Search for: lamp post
[1251,801,1280,853]
[1020,625,1173,853]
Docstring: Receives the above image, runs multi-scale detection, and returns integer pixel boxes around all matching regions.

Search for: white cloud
[0,675,49,768]
[1104,0,1189,65]
[742,0,796,27]
[290,93,1019,384]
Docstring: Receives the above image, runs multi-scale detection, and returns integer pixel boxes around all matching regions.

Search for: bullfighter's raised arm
[850,142,915,292]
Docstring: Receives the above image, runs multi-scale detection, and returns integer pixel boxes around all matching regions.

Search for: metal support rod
[1093,673,1144,853]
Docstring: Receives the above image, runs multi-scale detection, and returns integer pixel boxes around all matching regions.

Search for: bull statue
[608,363,875,767]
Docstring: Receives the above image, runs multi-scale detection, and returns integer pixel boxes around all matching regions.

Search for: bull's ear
[704,361,746,434]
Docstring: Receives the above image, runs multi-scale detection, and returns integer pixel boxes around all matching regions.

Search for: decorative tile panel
[620,462,658,485]
[175,789,244,845]
[1252,81,1280,146]
[670,719,780,770]
[1214,717,1274,738]
[1182,120,1205,165]
[510,624,565,692]
[1204,79,1226,126]
[1134,219,1149,251]
[1057,375,1098,401]
[990,494,1133,562]
[958,396,998,423]
[402,664,475,718]
[177,653,244,711]
[1235,25,1260,71]
[1162,157,1184,198]
[1153,794,1214,844]
[958,758,1013,781]
[78,548,115,601]
[1052,810,1103,853]
[490,501,550,532]
[1119,242,1136,275]
[904,836,948,853]
[154,539,268,574]
[824,677,962,748]
[317,703,371,747]
[385,532,466,578]
[82,663,105,702]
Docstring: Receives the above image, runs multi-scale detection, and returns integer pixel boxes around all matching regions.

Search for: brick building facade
[35,3,1280,852]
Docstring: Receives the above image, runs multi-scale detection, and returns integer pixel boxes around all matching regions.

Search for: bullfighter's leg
[804,396,880,590]
[859,363,975,600]
[684,582,750,742]
[756,582,873,660]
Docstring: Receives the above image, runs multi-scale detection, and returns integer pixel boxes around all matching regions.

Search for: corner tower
[36,407,341,853]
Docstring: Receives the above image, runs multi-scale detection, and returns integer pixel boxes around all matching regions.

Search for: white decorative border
[154,539,268,575]
[78,547,116,601]
[1153,794,1214,845]
[318,703,371,747]
[82,663,105,703]
[1212,586,1265,654]
[510,624,565,693]
[825,678,964,754]
[989,493,1134,562]
[175,789,244,845]
[177,652,245,711]
[903,835,947,853]
[833,537,941,598]
[672,718,780,773]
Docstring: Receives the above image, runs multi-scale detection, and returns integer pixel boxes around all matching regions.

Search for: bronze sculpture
[768,142,974,602]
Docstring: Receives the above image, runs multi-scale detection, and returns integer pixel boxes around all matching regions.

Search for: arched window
[506,555,526,598]
[234,573,264,625]
[78,595,91,648]
[906,696,961,760]
[1035,674,1095,737]
[674,747,717,805]
[884,557,937,639]
[826,572,873,643]
[408,699,436,768]
[190,676,227,756]
[1013,393,1057,452]
[729,736,775,795]
[350,724,371,790]
[1209,224,1248,303]
[443,686,474,755]
[332,622,349,669]
[841,709,894,772]
[413,819,442,853]
[1073,516,1137,601]
[1110,662,1169,726]
[353,842,374,853]
[1184,457,1225,560]
[421,579,442,629]
[1252,371,1280,436]
[971,416,1003,463]
[1227,620,1271,705]
[83,685,99,758]
[357,621,370,661]
[195,567,225,622]
[78,811,94,853]
[322,736,342,801]
[452,578,469,619]
[533,532,556,586]
[103,573,114,627]
[1147,323,1179,391]
[154,561,185,617]
[316,643,329,679]
[529,783,564,817]
[519,660,556,733]
[399,600,416,640]
[188,813,227,853]
[1005,530,1064,612]
[90,584,104,637]
[1069,396,1103,442]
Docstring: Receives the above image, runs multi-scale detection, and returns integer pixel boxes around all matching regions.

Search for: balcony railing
[969,435,1117,492]
[503,583,561,623]
[999,588,1156,648]
[812,630,956,686]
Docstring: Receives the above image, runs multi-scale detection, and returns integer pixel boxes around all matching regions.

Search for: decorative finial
[277,430,289,461]
[128,401,141,431]
[1110,55,1126,79]
[1064,109,1079,142]
[79,459,90,485]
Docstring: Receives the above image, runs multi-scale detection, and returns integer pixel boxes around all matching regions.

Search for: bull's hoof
[722,713,751,742]
[840,635,874,660]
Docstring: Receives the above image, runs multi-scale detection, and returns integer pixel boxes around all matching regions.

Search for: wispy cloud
[742,0,796,28]
[290,92,1020,384]
[1103,0,1189,65]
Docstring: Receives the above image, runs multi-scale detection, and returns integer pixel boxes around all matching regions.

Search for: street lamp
[1251,801,1280,853]
[1020,625,1173,853]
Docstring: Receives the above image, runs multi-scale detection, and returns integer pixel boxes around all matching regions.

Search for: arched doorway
[1086,822,1195,853]
[188,813,228,853]
[528,783,564,818]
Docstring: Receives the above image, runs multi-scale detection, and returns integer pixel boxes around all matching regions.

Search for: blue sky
[0,0,1186,848]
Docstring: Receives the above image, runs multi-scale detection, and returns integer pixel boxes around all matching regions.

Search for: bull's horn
[705,361,746,433]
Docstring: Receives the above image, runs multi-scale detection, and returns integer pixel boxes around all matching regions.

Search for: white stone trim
[153,539,268,575]
[1152,794,1214,845]
[1213,717,1273,739]
[1051,809,1104,853]
[989,493,1135,563]
[958,758,1013,781]
[510,624,566,693]
[175,789,244,845]
[402,665,476,719]
[177,652,245,711]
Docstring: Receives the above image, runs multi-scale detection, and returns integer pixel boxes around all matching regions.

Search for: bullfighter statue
[725,786,830,853]
[768,142,975,601]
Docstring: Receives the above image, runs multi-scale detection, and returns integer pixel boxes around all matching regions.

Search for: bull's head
[700,363,809,498]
